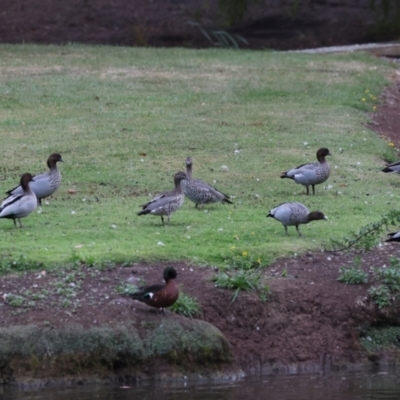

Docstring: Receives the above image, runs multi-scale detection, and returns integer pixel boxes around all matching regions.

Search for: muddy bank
[2,247,400,385]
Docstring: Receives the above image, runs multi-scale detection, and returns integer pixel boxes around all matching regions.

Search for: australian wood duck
[267,202,327,236]
[0,173,37,228]
[181,157,232,208]
[281,148,331,195]
[382,160,400,174]
[6,153,64,206]
[137,171,186,226]
[130,267,179,312]
[385,231,400,242]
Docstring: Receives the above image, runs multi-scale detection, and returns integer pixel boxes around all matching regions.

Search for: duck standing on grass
[181,157,232,208]
[137,171,186,226]
[6,153,64,207]
[0,173,37,228]
[267,202,327,236]
[281,148,331,195]
[130,267,179,313]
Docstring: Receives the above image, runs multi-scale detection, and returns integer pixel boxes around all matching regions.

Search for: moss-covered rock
[0,319,232,384]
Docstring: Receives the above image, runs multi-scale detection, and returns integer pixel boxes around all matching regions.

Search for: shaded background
[0,0,399,50]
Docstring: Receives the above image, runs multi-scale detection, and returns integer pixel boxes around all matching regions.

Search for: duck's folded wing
[140,193,167,209]
[131,283,164,299]
[0,194,24,210]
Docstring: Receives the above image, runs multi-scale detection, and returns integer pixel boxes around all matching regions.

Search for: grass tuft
[170,291,202,318]
[338,266,368,284]
[368,257,400,308]
[213,267,269,303]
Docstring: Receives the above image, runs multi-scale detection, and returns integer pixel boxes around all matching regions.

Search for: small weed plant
[170,292,201,318]
[0,255,43,275]
[330,210,400,252]
[369,257,400,308]
[338,266,368,284]
[369,284,392,309]
[338,257,368,284]
[214,258,269,304]
[6,294,26,307]
[115,283,139,296]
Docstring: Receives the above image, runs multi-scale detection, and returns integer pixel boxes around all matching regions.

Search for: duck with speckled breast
[181,157,232,208]
[137,171,187,226]
[267,202,327,236]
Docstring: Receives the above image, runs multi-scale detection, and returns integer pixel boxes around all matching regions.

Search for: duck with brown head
[281,148,331,195]
[6,153,64,206]
[137,171,187,226]
[0,173,37,228]
[130,267,179,313]
[267,201,327,236]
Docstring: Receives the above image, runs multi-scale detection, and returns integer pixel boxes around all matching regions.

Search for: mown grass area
[0,44,397,270]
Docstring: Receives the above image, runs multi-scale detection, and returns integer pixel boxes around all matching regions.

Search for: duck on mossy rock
[130,267,179,313]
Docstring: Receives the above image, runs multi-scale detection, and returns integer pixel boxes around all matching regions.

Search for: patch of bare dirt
[369,70,400,149]
[0,246,400,373]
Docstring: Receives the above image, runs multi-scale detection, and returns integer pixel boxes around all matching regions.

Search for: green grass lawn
[0,44,397,270]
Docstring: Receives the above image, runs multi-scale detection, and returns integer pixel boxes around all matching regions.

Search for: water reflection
[2,369,400,400]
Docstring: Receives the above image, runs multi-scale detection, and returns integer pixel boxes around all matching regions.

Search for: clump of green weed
[338,266,368,284]
[223,253,267,271]
[360,326,400,352]
[0,255,43,275]
[376,258,400,291]
[69,250,97,267]
[115,283,139,296]
[369,285,392,309]
[213,267,269,304]
[170,292,201,318]
[338,256,368,284]
[368,257,400,308]
[381,140,398,164]
[6,294,26,307]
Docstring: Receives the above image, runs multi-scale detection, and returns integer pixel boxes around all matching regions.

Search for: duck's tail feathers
[382,167,394,173]
[137,209,150,216]
[386,232,400,242]
[280,172,294,180]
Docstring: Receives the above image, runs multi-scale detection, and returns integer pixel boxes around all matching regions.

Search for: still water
[2,369,400,400]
